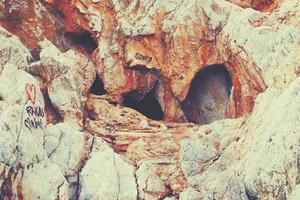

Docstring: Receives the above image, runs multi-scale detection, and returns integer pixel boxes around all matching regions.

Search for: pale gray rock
[0,0,300,199]
[242,77,300,199]
[136,160,168,200]
[288,185,300,200]
[180,119,242,181]
[163,197,177,200]
[179,77,300,199]
[44,121,93,199]
[39,41,96,120]
[79,138,137,200]
[179,188,201,200]
[0,63,46,167]
[0,63,69,199]
[21,162,69,200]
[0,27,31,75]
[44,121,89,177]
[180,138,219,178]
[220,6,300,88]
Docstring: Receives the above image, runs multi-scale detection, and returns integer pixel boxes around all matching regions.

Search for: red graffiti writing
[25,84,36,105]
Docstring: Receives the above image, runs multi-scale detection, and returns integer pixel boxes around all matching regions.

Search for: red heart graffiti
[25,84,36,105]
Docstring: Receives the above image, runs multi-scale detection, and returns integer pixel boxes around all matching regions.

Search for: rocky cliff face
[0,0,299,199]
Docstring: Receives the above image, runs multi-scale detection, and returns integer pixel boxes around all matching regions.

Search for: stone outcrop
[0,0,299,199]
[0,27,32,74]
[79,138,137,200]
[0,61,69,199]
[35,41,95,121]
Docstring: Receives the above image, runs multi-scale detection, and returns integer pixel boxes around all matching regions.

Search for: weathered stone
[179,188,202,200]
[0,0,299,199]
[38,41,96,121]
[0,63,46,167]
[0,63,70,199]
[0,27,31,75]
[0,0,59,51]
[79,138,137,200]
[136,161,169,200]
[289,185,300,200]
[179,77,300,199]
[44,121,89,177]
[21,162,69,200]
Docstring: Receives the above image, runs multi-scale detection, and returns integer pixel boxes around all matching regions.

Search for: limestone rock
[136,161,168,200]
[44,121,89,177]
[43,121,94,199]
[179,188,202,200]
[0,63,46,167]
[163,197,177,200]
[241,77,300,199]
[0,27,31,74]
[0,62,69,199]
[38,41,96,121]
[0,0,59,52]
[79,138,137,200]
[289,185,300,200]
[0,0,299,199]
[180,119,242,179]
[227,0,279,12]
[21,162,69,200]
[179,77,300,199]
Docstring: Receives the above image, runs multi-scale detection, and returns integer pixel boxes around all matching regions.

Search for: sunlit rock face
[0,0,299,199]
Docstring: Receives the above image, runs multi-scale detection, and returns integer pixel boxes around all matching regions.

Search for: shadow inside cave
[63,30,98,54]
[123,88,164,121]
[181,64,232,125]
[90,74,107,96]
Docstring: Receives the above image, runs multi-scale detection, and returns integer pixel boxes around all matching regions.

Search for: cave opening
[63,30,98,54]
[123,88,164,121]
[90,74,107,95]
[181,64,232,125]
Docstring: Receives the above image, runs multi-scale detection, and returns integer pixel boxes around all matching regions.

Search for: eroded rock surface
[79,138,137,200]
[0,0,299,199]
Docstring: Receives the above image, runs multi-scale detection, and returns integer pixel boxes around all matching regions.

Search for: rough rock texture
[79,138,137,200]
[0,27,32,73]
[0,61,69,199]
[0,0,58,52]
[0,0,299,199]
[40,41,95,121]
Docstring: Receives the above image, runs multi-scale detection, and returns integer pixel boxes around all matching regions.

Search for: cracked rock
[79,138,137,200]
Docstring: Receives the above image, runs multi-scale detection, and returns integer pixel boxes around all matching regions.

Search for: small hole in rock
[63,30,98,54]
[123,88,164,121]
[181,64,232,124]
[90,74,107,95]
[29,47,42,62]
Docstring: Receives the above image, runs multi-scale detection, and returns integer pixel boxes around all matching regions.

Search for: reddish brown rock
[228,0,279,12]
[41,0,267,124]
[0,0,268,123]
[0,0,58,55]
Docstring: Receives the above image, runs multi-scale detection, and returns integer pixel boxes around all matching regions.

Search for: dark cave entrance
[63,30,98,54]
[181,64,232,125]
[123,88,164,121]
[90,74,107,95]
